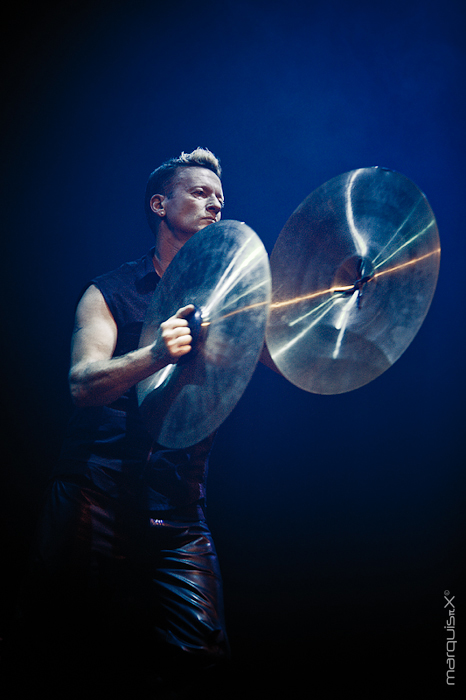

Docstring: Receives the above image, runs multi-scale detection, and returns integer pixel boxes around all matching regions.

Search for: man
[22,148,229,698]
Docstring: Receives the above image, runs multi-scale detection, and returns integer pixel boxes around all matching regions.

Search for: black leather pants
[19,476,229,697]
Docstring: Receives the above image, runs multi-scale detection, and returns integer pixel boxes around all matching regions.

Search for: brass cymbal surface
[137,220,271,448]
[266,167,441,394]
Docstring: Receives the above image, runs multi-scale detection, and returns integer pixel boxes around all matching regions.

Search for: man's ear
[150,194,166,215]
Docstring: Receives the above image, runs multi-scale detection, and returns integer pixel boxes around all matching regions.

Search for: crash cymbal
[266,167,441,394]
[137,220,271,448]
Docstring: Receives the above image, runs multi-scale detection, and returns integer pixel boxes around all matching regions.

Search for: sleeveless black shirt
[57,249,214,511]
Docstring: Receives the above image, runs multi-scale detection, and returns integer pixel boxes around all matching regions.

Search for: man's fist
[160,304,195,360]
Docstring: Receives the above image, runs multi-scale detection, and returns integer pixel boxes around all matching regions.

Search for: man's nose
[206,196,222,214]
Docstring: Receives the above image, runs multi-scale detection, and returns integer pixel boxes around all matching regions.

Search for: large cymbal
[137,220,271,448]
[266,167,441,394]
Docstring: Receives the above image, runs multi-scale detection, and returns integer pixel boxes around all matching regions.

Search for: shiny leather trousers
[20,476,230,697]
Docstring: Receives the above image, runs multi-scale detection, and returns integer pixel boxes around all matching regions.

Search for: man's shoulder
[90,249,158,329]
[94,249,154,286]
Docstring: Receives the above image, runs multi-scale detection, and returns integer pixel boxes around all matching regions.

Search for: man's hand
[159,304,195,360]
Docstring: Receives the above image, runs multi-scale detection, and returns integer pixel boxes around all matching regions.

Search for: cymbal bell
[266,167,441,394]
[137,220,271,448]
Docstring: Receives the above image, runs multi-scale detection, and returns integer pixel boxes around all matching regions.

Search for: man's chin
[180,220,217,242]
[199,219,217,229]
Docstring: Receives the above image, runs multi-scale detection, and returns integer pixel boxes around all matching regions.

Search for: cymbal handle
[181,304,203,361]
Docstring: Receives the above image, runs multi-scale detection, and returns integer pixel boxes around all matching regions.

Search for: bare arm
[69,285,193,407]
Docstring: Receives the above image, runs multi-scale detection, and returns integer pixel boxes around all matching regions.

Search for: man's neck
[152,230,186,277]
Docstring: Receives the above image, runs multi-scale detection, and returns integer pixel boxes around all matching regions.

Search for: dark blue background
[2,0,465,694]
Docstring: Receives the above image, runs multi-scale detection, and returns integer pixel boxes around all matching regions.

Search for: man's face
[156,167,224,242]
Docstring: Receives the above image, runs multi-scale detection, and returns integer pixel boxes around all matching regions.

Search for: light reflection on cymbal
[200,245,441,329]
[265,167,441,394]
[372,247,440,279]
